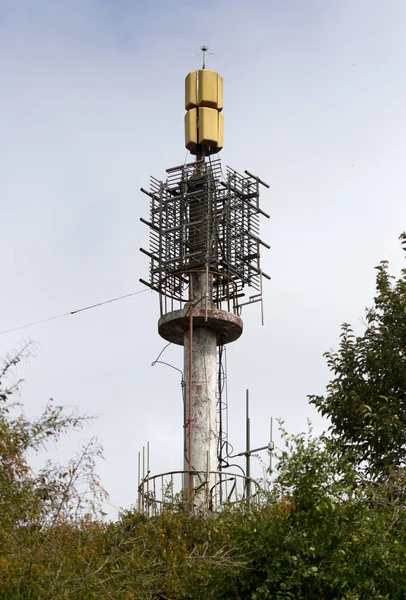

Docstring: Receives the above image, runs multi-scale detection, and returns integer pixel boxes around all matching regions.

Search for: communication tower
[139,52,270,511]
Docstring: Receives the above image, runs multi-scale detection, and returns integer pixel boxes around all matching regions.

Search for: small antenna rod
[199,45,213,69]
[246,389,251,501]
[201,45,208,69]
[269,417,274,473]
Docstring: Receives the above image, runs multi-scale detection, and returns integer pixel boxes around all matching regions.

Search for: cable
[0,288,149,336]
[151,342,184,378]
[151,342,172,365]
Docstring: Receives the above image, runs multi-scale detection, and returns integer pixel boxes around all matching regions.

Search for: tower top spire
[198,45,214,69]
[200,45,209,69]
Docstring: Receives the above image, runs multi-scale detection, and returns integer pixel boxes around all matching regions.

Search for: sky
[1,0,406,518]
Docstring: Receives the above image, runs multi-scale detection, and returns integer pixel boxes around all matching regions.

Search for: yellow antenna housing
[184,69,224,157]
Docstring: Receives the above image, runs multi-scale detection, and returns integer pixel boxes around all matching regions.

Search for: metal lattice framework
[140,158,270,309]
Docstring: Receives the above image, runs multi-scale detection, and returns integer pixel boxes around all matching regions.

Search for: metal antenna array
[140,160,270,312]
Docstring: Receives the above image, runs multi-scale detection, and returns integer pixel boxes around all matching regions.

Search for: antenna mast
[139,49,271,512]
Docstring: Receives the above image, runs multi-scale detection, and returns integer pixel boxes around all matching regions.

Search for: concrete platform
[158,307,243,346]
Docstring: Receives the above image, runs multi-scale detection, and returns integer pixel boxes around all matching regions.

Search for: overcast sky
[1,0,406,518]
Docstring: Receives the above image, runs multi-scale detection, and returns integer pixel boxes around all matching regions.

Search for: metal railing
[138,470,262,516]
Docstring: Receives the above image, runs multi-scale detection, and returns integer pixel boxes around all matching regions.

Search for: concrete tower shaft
[183,325,217,490]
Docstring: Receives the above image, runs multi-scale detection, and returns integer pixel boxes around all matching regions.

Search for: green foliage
[242,428,406,600]
[0,343,107,529]
[0,343,108,598]
[4,412,404,599]
[310,233,406,477]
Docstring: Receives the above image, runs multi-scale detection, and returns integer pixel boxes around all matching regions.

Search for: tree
[310,233,406,477]
[0,343,108,598]
[200,428,406,600]
[0,343,107,528]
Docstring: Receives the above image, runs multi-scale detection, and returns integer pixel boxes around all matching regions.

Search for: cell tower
[139,50,270,512]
